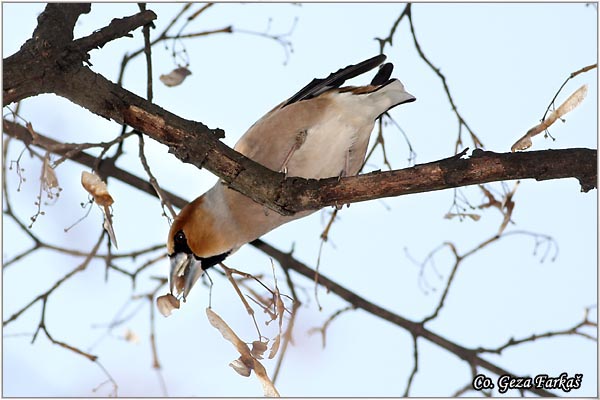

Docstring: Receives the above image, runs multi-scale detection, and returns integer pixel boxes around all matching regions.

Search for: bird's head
[167,196,231,300]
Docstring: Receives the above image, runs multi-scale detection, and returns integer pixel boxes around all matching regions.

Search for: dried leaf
[157,293,180,317]
[555,84,588,116]
[206,308,280,397]
[102,214,118,249]
[511,84,587,152]
[498,201,514,235]
[41,153,59,191]
[268,334,281,359]
[275,290,285,327]
[444,212,481,221]
[251,340,268,360]
[159,67,192,87]
[124,329,140,344]
[252,357,280,397]
[497,181,519,235]
[206,307,248,353]
[81,171,118,248]
[511,136,532,152]
[229,358,251,377]
[81,171,113,207]
[478,185,502,210]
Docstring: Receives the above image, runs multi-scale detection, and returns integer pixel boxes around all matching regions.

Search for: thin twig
[474,306,597,354]
[541,63,597,122]
[405,4,483,153]
[137,133,176,219]
[403,334,419,396]
[138,3,154,102]
[3,231,105,327]
[307,305,356,348]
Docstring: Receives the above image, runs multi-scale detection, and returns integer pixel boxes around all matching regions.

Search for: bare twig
[220,263,267,340]
[374,4,411,52]
[138,3,154,102]
[3,231,105,327]
[137,133,176,220]
[307,305,356,348]
[474,306,597,354]
[271,262,301,383]
[251,238,558,397]
[541,64,597,122]
[234,17,297,65]
[405,4,483,153]
[93,361,119,396]
[403,334,419,396]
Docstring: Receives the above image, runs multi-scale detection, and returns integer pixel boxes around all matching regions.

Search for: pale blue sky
[2,2,597,397]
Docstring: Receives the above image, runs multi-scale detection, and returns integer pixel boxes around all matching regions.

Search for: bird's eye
[173,230,192,254]
[175,230,185,244]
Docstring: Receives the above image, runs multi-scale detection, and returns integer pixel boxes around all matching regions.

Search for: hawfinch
[167,54,415,299]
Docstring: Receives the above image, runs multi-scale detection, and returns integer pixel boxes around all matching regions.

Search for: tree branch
[72,9,157,54]
[273,147,596,212]
[3,5,593,397]
[4,3,595,220]
[4,120,596,222]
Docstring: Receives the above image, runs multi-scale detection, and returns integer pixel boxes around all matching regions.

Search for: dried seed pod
[81,171,113,207]
[251,340,268,359]
[512,84,587,152]
[159,67,192,87]
[81,171,118,248]
[157,293,180,317]
[229,358,251,377]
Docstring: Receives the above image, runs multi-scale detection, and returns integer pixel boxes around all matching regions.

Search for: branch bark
[5,120,596,220]
[274,147,596,211]
[3,3,596,220]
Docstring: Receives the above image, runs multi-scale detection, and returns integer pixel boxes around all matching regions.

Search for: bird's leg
[266,129,308,215]
[335,149,353,210]
[279,129,308,176]
[337,149,352,181]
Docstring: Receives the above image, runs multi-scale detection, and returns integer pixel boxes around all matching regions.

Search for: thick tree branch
[3,4,595,220]
[31,3,91,47]
[3,3,90,103]
[3,4,594,397]
[5,120,596,221]
[3,5,155,103]
[274,148,596,212]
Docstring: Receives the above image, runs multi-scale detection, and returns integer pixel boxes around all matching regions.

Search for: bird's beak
[169,253,204,300]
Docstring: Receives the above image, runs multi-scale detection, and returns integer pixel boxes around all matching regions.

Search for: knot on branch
[211,127,226,139]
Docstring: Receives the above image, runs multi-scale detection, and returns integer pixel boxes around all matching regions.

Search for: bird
[167,54,415,300]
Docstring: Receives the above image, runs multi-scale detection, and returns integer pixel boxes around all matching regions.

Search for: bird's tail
[368,79,416,117]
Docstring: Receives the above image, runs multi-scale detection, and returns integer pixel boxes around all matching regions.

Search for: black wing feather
[370,63,394,85]
[281,54,387,108]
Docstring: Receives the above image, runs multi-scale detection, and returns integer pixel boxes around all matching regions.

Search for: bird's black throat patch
[198,251,230,270]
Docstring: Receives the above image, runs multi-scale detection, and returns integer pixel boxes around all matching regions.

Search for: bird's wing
[370,62,394,85]
[281,54,387,108]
